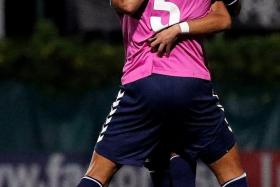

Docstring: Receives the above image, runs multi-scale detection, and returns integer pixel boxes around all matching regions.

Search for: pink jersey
[120,0,212,85]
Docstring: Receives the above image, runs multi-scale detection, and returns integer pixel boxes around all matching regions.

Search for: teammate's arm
[111,0,145,15]
[183,1,232,35]
[149,1,233,56]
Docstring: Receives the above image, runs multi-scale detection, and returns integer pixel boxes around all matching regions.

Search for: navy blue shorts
[95,74,235,166]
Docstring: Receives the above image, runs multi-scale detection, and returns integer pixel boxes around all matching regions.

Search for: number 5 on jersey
[150,0,181,32]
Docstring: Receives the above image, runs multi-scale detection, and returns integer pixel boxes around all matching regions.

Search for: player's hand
[148,24,181,57]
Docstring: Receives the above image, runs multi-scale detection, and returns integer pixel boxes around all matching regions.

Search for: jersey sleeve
[223,0,239,6]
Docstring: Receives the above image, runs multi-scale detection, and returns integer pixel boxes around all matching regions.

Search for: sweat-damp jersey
[119,0,212,85]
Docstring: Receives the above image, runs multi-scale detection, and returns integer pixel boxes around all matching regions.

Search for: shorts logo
[97,90,125,143]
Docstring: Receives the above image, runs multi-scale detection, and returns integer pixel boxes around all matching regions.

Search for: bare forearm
[184,2,232,35]
[187,13,231,35]
[111,0,145,15]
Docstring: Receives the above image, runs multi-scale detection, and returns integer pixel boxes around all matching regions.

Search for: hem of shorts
[203,141,236,165]
[95,147,144,167]
[151,68,211,81]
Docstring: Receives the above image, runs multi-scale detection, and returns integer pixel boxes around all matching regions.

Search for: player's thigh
[95,79,163,167]
[179,83,236,164]
[177,80,244,183]
[208,144,244,184]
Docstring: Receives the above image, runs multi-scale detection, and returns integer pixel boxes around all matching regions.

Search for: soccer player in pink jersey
[76,0,248,187]
[145,1,244,187]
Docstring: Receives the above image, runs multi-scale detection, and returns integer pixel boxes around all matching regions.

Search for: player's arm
[149,1,233,56]
[185,1,232,35]
[181,1,232,35]
[110,0,145,15]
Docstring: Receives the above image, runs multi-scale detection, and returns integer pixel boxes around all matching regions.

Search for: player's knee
[85,152,118,185]
[209,145,245,184]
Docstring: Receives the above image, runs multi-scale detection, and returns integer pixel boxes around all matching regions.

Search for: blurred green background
[0,20,279,152]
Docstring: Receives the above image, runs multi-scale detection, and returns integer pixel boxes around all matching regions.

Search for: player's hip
[123,73,215,111]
